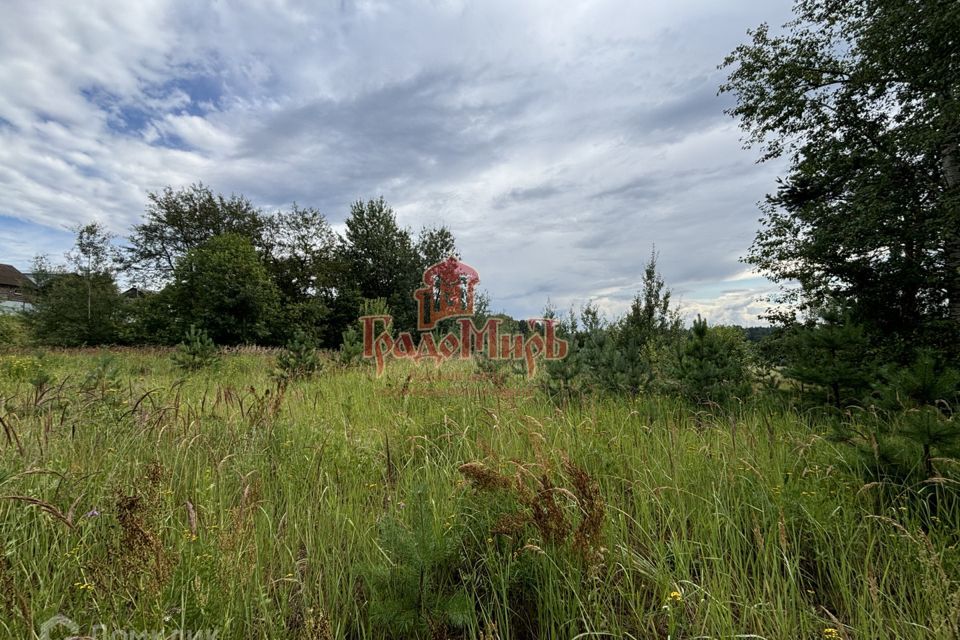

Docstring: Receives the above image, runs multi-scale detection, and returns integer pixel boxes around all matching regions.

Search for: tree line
[21,185,458,348]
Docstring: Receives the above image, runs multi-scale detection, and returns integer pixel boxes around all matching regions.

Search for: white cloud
[0,0,795,324]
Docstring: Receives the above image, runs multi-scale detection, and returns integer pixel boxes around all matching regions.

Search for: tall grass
[0,350,957,638]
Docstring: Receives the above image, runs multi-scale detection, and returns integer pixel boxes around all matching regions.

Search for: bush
[0,313,29,348]
[781,306,875,408]
[339,298,391,366]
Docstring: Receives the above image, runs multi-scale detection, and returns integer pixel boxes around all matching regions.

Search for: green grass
[0,350,957,639]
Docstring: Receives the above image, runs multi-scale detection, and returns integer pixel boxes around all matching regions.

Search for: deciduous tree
[721,0,960,356]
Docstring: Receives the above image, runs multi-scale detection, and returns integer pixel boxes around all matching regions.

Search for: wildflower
[669,590,682,603]
[823,628,840,639]
[83,508,100,519]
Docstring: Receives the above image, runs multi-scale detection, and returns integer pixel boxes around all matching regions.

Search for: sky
[0,0,796,325]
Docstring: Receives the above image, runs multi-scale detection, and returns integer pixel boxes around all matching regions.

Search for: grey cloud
[491,183,564,209]
[0,0,796,324]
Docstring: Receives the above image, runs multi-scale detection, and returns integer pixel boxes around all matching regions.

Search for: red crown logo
[413,257,480,330]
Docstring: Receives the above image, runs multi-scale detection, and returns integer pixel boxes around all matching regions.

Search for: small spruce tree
[172,325,219,372]
[838,351,960,482]
[273,330,321,383]
[675,316,752,406]
[782,306,874,408]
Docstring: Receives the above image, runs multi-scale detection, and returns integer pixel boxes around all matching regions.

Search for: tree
[620,249,683,347]
[262,204,341,302]
[540,255,685,398]
[125,183,266,285]
[27,271,122,346]
[833,350,960,483]
[169,233,280,345]
[781,305,874,408]
[27,223,123,346]
[721,0,960,357]
[675,316,752,405]
[341,197,422,331]
[262,204,342,345]
[872,351,960,480]
[67,222,119,323]
[416,225,459,270]
[613,250,683,393]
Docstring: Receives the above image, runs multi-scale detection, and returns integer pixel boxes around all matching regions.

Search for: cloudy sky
[0,0,795,324]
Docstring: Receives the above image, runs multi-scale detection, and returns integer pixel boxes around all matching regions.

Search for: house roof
[0,264,29,288]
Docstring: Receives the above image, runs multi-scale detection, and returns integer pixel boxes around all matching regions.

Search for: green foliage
[541,253,684,399]
[172,325,220,372]
[621,249,683,349]
[1,354,959,638]
[26,223,124,346]
[338,322,365,366]
[781,306,875,408]
[273,330,321,383]
[274,298,330,346]
[675,316,752,405]
[0,354,45,382]
[722,0,960,355]
[27,272,123,346]
[415,225,459,271]
[169,233,281,345]
[538,306,583,400]
[365,491,474,638]
[121,288,179,345]
[606,250,682,395]
[838,351,960,483]
[342,197,423,332]
[125,182,266,285]
[471,313,526,384]
[80,353,124,403]
[339,298,392,366]
[0,314,29,348]
[262,204,341,346]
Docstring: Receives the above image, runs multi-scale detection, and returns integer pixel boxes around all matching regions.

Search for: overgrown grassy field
[0,350,957,639]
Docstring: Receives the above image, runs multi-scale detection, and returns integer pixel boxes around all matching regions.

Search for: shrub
[338,322,365,366]
[781,306,875,408]
[339,298,391,366]
[0,314,29,348]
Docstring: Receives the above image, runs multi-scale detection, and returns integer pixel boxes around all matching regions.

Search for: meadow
[0,350,957,639]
